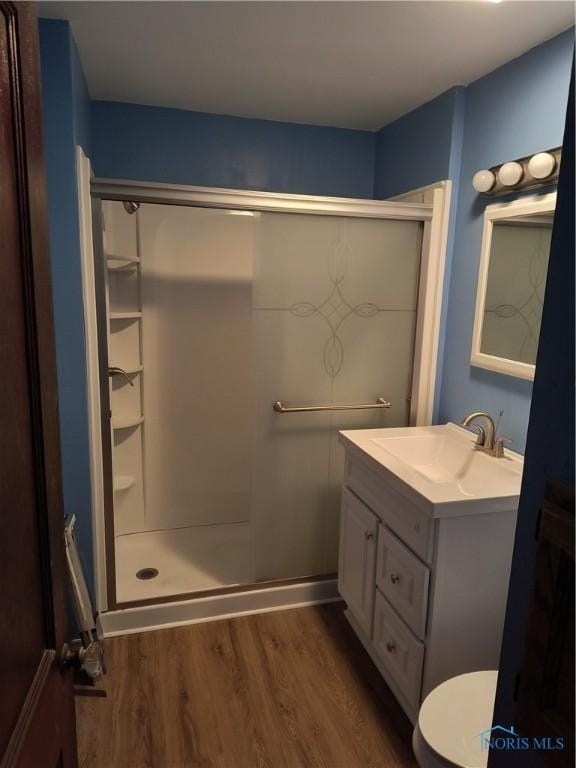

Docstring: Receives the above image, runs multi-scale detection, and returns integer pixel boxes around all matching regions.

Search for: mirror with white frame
[471,193,556,381]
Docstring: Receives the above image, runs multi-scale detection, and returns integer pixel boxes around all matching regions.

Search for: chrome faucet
[460,411,512,458]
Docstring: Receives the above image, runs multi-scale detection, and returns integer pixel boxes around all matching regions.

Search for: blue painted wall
[374,87,466,199]
[375,86,467,422]
[39,19,94,594]
[91,101,376,198]
[439,30,573,452]
[374,30,573,450]
[70,33,92,154]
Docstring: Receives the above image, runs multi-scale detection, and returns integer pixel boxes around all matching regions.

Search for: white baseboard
[98,578,340,638]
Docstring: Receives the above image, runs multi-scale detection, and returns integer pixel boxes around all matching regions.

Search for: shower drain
[136,567,159,580]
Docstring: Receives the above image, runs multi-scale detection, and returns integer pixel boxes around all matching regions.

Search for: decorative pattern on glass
[283,223,387,379]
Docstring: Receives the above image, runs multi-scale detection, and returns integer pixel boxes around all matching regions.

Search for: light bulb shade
[472,169,496,193]
[527,152,556,179]
[498,161,524,187]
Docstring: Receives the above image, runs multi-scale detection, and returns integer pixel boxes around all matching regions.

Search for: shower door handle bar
[273,397,391,414]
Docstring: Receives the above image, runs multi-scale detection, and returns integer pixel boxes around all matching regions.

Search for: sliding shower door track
[115,572,338,610]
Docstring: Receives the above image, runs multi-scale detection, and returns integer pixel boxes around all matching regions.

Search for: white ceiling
[39,1,574,131]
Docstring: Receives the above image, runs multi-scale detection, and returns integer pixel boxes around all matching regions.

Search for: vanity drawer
[376,525,430,640]
[345,457,431,562]
[373,589,424,712]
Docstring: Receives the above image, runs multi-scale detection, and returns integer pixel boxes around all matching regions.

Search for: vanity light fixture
[498,161,524,187]
[472,169,496,193]
[472,147,561,197]
[528,151,556,179]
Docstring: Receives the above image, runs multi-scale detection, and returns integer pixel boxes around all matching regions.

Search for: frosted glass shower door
[136,202,422,594]
[252,213,423,582]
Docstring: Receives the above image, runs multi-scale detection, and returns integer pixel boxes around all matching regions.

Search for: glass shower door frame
[86,177,449,615]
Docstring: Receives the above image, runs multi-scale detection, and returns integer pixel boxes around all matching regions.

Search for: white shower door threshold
[99,576,340,638]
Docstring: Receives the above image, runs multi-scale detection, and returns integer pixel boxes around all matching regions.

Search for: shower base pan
[115,522,253,603]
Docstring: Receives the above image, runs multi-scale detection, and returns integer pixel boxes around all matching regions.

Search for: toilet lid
[418,671,498,768]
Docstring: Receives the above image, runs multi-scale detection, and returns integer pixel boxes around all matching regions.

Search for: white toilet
[412,671,498,768]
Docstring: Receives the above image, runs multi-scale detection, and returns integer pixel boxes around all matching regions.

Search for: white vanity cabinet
[338,489,378,637]
[337,425,521,724]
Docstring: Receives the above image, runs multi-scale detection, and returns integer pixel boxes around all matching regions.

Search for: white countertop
[339,422,524,518]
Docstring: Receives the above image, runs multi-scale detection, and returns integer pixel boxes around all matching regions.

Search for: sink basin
[371,430,520,487]
[339,423,523,517]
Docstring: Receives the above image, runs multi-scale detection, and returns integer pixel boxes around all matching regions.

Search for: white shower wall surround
[95,184,447,610]
[139,206,256,536]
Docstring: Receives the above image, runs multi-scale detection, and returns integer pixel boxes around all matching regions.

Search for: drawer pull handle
[386,642,396,653]
[390,573,401,585]
[364,531,374,541]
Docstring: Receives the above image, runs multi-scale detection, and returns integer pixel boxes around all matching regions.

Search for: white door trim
[76,147,107,613]
[390,181,452,425]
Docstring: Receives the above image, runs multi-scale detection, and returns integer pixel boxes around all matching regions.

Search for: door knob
[386,642,396,653]
[390,573,401,585]
[364,531,374,540]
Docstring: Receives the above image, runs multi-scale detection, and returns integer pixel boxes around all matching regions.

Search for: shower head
[123,200,140,215]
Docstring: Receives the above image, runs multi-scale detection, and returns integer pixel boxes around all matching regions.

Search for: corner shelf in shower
[112,415,144,430]
[113,475,135,493]
[109,312,142,321]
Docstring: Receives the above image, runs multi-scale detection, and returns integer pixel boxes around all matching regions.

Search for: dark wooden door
[515,480,574,767]
[0,3,77,766]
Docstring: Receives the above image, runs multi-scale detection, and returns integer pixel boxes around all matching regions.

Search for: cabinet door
[338,489,378,636]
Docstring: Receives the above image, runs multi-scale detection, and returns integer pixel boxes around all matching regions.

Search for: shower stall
[81,167,448,633]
